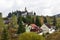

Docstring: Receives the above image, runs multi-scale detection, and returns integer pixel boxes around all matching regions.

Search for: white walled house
[39,24,55,35]
[41,24,49,34]
[25,24,32,32]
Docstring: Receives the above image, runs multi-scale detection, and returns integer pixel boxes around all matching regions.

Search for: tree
[22,17,27,23]
[35,16,41,27]
[1,28,9,40]
[7,13,12,18]
[0,13,5,32]
[46,32,60,40]
[26,15,32,24]
[53,16,56,26]
[22,15,35,24]
[43,17,47,23]
[17,16,25,34]
[10,14,18,28]
[12,12,17,16]
[18,32,45,40]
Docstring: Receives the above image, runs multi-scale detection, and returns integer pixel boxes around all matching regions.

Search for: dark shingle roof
[45,23,51,28]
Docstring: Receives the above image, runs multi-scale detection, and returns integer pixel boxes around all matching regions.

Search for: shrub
[18,32,45,40]
[46,32,60,40]
[1,28,9,40]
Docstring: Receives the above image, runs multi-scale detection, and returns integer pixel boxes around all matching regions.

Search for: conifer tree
[35,16,41,27]
[53,16,56,26]
[17,16,25,34]
[8,13,12,18]
[26,15,32,24]
[43,17,47,23]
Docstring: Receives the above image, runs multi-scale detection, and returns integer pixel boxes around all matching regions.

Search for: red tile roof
[30,24,37,28]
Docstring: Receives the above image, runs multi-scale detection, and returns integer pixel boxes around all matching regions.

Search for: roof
[45,23,51,28]
[4,20,10,24]
[30,24,37,28]
[30,24,40,32]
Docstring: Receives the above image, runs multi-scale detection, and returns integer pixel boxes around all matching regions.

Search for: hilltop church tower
[25,7,27,12]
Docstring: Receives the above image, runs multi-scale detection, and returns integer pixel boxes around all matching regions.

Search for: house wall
[41,24,49,33]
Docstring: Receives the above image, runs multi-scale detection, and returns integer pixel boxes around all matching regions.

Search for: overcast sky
[0,0,60,17]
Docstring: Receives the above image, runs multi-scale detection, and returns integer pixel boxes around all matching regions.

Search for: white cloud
[0,0,14,10]
[0,0,60,17]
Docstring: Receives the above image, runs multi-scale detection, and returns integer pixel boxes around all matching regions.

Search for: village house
[25,24,39,32]
[30,24,39,32]
[39,23,55,35]
[3,18,10,24]
[25,24,31,32]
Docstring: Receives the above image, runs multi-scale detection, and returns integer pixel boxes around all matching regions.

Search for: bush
[18,32,45,40]
[46,32,60,40]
